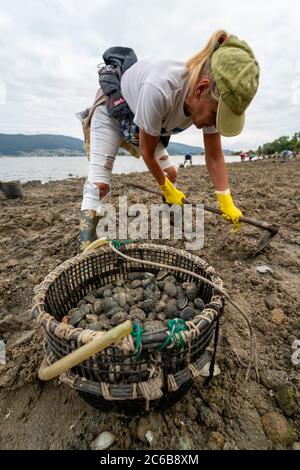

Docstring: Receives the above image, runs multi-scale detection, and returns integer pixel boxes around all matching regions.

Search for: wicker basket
[32,243,224,413]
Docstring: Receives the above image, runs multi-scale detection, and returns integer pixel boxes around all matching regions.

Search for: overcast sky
[0,0,299,150]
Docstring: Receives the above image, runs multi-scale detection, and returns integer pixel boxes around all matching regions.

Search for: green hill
[0,133,84,155]
[167,142,204,155]
[0,133,232,156]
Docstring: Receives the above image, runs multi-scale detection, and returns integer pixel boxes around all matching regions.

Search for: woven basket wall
[32,243,224,412]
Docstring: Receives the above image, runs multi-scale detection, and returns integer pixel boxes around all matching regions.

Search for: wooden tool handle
[127,182,279,234]
[38,320,132,381]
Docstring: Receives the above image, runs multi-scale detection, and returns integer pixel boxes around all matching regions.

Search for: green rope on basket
[132,323,144,357]
[111,238,133,250]
[158,318,189,351]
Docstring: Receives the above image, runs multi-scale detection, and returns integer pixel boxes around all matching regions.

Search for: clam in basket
[32,242,225,413]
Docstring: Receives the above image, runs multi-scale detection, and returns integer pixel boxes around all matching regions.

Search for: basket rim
[32,242,224,346]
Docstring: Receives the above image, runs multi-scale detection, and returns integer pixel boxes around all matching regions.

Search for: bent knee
[94,181,110,200]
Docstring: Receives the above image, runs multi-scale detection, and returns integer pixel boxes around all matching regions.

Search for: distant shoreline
[0,154,245,184]
[0,150,236,158]
[0,155,208,158]
[0,152,211,158]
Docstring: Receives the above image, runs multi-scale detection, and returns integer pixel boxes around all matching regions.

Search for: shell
[164,301,178,318]
[142,278,153,288]
[156,270,169,281]
[164,282,178,298]
[93,299,102,315]
[132,279,142,288]
[129,308,146,321]
[110,311,127,326]
[180,307,194,321]
[68,308,87,326]
[103,289,113,297]
[140,299,155,313]
[176,296,188,310]
[194,298,205,311]
[91,431,115,450]
[185,283,198,301]
[84,294,97,304]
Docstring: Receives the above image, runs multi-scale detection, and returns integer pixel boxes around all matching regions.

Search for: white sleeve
[203,125,218,134]
[133,82,166,136]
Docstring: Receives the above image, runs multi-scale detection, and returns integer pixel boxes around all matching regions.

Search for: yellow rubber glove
[215,189,243,231]
[159,177,186,206]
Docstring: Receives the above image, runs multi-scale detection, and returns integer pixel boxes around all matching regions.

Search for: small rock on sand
[256,265,273,275]
[91,431,115,450]
[261,411,295,445]
[271,308,285,324]
[14,330,35,346]
[265,294,281,310]
[275,384,298,417]
[209,431,225,449]
[199,362,221,377]
[137,417,152,444]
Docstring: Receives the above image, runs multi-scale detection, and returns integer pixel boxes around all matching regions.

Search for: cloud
[0,0,299,149]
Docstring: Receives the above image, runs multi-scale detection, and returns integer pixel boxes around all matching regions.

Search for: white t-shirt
[121,59,217,137]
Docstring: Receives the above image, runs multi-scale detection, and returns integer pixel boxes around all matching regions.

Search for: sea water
[0,155,240,183]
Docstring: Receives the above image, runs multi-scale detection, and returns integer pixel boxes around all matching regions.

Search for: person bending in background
[184,153,193,167]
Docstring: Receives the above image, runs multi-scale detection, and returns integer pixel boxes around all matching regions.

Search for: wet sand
[0,159,299,450]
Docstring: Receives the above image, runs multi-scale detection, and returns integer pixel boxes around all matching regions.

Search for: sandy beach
[0,159,299,450]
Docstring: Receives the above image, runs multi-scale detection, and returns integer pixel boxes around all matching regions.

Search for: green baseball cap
[211,35,260,137]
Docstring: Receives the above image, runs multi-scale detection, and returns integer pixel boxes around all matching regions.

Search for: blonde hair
[186,30,228,99]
